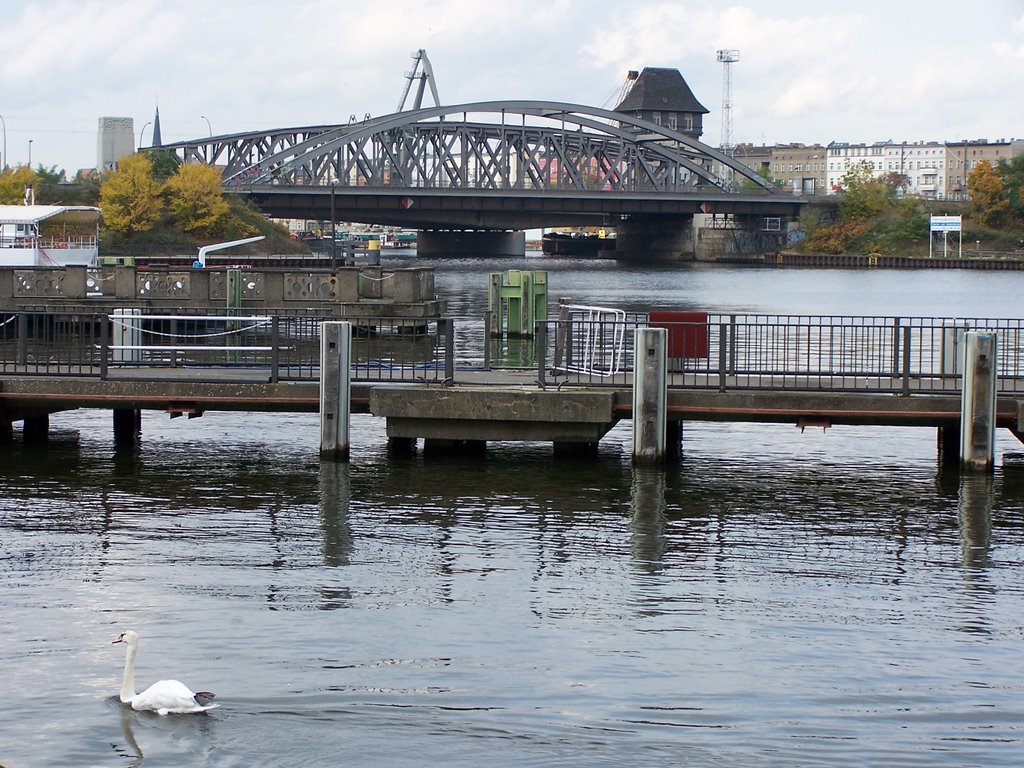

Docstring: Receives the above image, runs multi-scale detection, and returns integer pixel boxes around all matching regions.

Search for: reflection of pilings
[629,468,667,570]
[317,462,353,567]
[958,474,993,570]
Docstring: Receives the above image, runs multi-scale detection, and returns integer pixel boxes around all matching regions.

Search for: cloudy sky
[2,0,1022,173]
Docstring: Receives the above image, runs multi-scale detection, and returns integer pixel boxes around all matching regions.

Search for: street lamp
[0,114,6,170]
[201,115,212,137]
[138,121,152,150]
[28,139,32,168]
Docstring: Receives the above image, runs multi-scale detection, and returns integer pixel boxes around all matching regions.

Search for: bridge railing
[0,311,454,385]
[542,312,1024,395]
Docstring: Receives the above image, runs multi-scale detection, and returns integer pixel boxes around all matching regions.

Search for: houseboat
[0,204,101,267]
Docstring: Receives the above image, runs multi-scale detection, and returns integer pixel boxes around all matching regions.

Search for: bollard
[319,321,352,461]
[632,327,667,464]
[960,331,997,472]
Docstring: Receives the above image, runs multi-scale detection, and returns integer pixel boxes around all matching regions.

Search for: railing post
[483,312,491,369]
[16,312,27,367]
[443,318,455,383]
[100,315,110,380]
[891,317,901,377]
[536,321,547,387]
[902,326,912,396]
[729,314,737,374]
[718,322,729,392]
[270,316,280,383]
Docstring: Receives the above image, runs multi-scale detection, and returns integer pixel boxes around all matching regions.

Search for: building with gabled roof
[614,67,709,140]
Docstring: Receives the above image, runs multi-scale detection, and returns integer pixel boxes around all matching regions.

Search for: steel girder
[160,101,780,197]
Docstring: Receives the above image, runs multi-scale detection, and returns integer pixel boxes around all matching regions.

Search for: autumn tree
[837,162,893,221]
[0,165,39,204]
[164,163,229,236]
[99,153,164,236]
[967,160,1009,227]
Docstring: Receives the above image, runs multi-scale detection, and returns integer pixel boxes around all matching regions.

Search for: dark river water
[3,257,1024,767]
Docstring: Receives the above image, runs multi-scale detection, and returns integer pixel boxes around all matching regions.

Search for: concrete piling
[960,331,997,472]
[319,321,352,461]
[632,327,667,464]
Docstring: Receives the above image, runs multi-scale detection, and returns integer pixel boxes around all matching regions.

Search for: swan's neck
[120,641,138,703]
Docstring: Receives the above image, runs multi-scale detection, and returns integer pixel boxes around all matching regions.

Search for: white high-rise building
[97,117,134,171]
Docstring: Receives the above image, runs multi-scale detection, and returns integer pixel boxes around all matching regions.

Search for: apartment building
[824,138,1022,200]
[770,144,827,196]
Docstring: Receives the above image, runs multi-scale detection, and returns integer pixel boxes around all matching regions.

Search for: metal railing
[2,308,1024,396]
[544,312,1024,395]
[0,311,454,384]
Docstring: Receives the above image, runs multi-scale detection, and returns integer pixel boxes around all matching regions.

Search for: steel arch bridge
[160,101,794,228]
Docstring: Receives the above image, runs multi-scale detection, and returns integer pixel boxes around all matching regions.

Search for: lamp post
[138,121,152,150]
[28,139,32,168]
[201,115,213,137]
[0,114,6,170]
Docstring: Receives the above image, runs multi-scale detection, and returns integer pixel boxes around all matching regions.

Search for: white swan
[113,630,218,715]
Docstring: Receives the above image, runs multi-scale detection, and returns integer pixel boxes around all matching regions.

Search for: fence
[0,310,454,384]
[545,311,1024,395]
[1,309,1023,396]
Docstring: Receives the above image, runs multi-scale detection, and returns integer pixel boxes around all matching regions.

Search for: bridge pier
[614,216,694,261]
[113,408,142,447]
[416,230,525,258]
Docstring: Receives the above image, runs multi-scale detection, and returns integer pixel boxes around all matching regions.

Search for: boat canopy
[0,205,102,226]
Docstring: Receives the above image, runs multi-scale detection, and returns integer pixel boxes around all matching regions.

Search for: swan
[113,630,218,715]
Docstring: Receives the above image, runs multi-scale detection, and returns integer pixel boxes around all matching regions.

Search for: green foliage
[99,153,164,236]
[837,162,893,221]
[165,163,230,236]
[34,164,64,184]
[997,155,1024,221]
[144,149,181,180]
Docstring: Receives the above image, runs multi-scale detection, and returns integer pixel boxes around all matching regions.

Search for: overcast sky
[2,0,1022,173]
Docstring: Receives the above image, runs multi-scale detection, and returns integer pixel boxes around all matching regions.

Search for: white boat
[0,204,102,267]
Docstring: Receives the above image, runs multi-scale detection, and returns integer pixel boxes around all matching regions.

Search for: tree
[164,163,229,236]
[99,153,164,236]
[0,165,39,204]
[997,155,1024,222]
[837,162,893,221]
[144,149,181,180]
[967,160,1009,227]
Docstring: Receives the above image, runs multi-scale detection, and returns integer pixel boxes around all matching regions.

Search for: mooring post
[633,327,667,464]
[960,331,997,472]
[319,321,352,461]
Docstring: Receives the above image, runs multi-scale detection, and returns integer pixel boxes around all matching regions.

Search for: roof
[0,205,102,226]
[614,67,709,114]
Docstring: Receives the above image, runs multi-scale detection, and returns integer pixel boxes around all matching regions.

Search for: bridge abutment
[614,216,694,261]
[417,230,525,258]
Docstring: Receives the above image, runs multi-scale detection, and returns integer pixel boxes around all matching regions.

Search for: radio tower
[716,49,740,154]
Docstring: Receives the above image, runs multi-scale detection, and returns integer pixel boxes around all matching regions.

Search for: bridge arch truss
[161,101,779,197]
